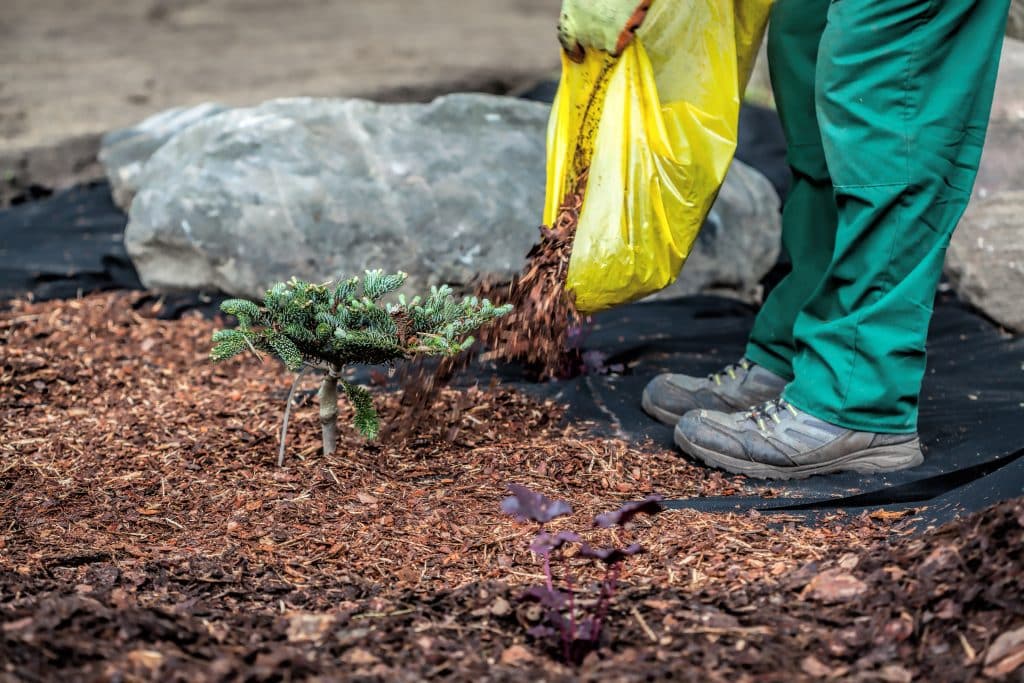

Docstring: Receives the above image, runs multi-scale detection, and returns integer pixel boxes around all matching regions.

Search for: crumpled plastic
[544,0,772,314]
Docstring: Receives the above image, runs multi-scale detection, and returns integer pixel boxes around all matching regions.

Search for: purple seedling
[501,485,664,665]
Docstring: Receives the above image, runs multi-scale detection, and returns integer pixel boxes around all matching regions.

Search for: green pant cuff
[743,343,795,382]
[781,387,918,435]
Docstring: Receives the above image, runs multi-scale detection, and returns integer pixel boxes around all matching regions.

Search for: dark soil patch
[2,292,1022,680]
[2,500,1021,681]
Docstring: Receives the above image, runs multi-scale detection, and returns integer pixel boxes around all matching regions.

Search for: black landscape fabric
[509,295,1024,527]
[0,182,139,302]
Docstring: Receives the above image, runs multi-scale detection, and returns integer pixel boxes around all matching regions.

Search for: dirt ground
[0,0,561,200]
[2,292,1023,681]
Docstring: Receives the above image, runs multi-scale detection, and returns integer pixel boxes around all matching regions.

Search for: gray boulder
[945,38,1024,332]
[112,93,781,303]
[99,103,228,210]
[1010,0,1024,42]
[946,192,1024,332]
[971,38,1024,200]
[123,95,549,298]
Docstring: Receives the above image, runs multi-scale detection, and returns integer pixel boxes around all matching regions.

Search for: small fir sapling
[210,271,511,463]
[500,484,664,664]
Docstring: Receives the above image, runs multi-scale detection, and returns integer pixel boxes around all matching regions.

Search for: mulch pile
[2,292,1022,681]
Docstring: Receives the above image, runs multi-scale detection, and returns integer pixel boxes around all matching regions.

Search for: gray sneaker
[641,359,787,426]
[674,398,924,480]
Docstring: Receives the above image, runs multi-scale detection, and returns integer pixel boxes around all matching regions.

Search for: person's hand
[557,0,652,62]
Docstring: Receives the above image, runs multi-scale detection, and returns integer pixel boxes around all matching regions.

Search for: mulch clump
[2,292,1022,681]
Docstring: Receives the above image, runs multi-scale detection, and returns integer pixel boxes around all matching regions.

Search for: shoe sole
[641,388,683,427]
[674,426,924,481]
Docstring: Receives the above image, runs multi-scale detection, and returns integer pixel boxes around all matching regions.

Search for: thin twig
[631,606,658,643]
[278,366,310,467]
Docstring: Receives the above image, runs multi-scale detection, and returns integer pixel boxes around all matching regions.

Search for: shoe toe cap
[644,375,700,415]
[676,410,747,457]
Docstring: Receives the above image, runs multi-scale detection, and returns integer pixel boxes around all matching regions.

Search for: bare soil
[0,0,562,202]
[1,292,1022,681]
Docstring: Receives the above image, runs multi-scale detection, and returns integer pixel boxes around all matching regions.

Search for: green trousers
[744,0,1009,433]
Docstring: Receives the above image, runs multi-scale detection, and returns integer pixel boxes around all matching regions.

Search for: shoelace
[708,359,751,387]
[744,398,800,432]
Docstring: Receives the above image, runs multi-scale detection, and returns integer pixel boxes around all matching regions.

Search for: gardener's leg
[743,0,836,382]
[674,0,1008,479]
[638,0,831,427]
[784,0,1009,433]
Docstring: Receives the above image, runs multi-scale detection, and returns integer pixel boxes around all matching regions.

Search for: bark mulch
[2,292,1022,681]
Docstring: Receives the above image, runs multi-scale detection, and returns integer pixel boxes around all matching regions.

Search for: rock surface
[115,95,781,302]
[1010,0,1024,42]
[971,38,1024,200]
[100,103,228,210]
[123,95,550,297]
[946,38,1024,332]
[946,193,1024,332]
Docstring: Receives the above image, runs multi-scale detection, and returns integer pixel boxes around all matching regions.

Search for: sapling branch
[210,271,511,463]
[278,365,309,467]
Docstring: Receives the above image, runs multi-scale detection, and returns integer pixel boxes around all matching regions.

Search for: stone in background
[107,94,782,304]
[945,38,1024,332]
[100,103,228,210]
[1009,0,1024,42]
[121,95,548,298]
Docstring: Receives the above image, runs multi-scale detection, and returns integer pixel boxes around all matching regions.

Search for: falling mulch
[391,171,586,434]
[2,292,1022,681]
[476,168,588,376]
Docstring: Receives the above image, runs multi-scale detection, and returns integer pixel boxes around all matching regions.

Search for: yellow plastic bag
[544,0,772,314]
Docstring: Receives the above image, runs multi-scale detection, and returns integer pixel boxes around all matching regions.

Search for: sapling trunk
[319,368,340,456]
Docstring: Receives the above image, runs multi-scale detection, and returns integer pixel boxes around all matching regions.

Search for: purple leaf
[581,350,610,374]
[578,543,644,565]
[501,483,572,524]
[593,495,664,529]
[520,585,568,609]
[530,531,581,557]
[546,609,569,632]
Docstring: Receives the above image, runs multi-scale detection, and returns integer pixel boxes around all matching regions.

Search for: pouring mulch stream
[390,169,588,439]
[2,292,1022,680]
[475,167,589,375]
